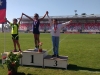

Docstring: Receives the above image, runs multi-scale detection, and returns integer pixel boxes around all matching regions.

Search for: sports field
[0,33,100,75]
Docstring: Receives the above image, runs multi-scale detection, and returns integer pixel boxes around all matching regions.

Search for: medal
[54,24,57,33]
[34,21,37,28]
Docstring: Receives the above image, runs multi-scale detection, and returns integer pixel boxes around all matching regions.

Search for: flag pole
[3,23,6,52]
[3,0,7,52]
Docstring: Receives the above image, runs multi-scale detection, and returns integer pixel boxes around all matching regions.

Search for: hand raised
[22,13,25,15]
[46,11,49,15]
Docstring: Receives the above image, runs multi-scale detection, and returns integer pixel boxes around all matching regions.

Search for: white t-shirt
[48,17,71,36]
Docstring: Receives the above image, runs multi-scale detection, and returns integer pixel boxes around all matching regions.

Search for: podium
[1,49,69,69]
[22,49,48,67]
[1,52,22,65]
[44,55,68,69]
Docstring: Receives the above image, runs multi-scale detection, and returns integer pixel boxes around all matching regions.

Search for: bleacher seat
[19,23,100,33]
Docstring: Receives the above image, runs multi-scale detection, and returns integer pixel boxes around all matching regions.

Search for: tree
[74,10,77,15]
[81,13,86,17]
[81,13,86,15]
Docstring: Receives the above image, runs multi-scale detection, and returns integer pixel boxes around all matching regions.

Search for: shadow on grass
[68,64,100,72]
[0,59,1,64]
[0,59,3,68]
[17,72,34,75]
[21,64,100,73]
[17,72,25,75]
[0,60,34,75]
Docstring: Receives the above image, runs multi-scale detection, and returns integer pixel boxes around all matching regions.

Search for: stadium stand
[19,23,100,33]
[17,15,100,33]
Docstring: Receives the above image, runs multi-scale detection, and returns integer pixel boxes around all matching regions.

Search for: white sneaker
[34,48,38,51]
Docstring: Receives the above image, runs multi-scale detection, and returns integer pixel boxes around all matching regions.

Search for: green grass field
[0,33,100,75]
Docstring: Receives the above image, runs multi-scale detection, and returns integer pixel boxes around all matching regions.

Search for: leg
[12,39,17,50]
[55,37,59,57]
[12,35,17,51]
[36,34,40,48]
[16,40,21,51]
[34,34,37,48]
[52,36,56,56]
[15,35,21,51]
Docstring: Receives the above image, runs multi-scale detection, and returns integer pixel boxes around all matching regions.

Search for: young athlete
[47,12,72,58]
[6,14,23,52]
[22,12,48,50]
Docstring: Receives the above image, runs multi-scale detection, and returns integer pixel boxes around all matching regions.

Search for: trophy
[38,42,43,52]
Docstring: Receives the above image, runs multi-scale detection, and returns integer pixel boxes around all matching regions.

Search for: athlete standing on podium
[47,11,72,58]
[6,14,23,52]
[22,12,48,50]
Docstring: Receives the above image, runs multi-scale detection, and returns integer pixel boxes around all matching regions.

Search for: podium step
[1,50,69,69]
[22,50,48,67]
[44,55,68,69]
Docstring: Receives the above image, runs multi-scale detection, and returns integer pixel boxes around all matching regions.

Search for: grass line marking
[47,35,68,53]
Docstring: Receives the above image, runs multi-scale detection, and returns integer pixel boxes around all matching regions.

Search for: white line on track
[47,35,68,53]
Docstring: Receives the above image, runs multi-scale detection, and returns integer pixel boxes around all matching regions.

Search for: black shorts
[12,34,19,40]
[33,30,40,34]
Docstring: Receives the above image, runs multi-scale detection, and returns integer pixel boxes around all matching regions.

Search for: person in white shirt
[47,12,72,58]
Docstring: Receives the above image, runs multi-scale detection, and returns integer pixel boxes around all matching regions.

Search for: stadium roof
[18,15,100,21]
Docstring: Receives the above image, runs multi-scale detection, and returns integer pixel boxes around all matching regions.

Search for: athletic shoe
[52,54,56,57]
[19,49,22,52]
[34,48,38,51]
[13,49,17,52]
[56,55,60,58]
